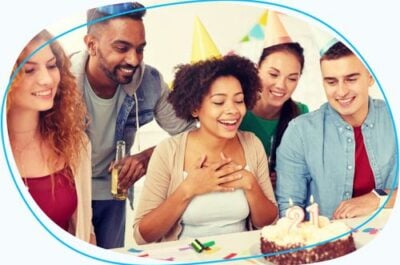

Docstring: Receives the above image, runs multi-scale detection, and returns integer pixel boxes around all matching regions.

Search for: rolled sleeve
[275,120,309,217]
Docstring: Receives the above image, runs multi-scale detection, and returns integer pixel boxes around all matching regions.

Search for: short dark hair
[320,41,353,61]
[87,2,146,33]
[168,55,261,122]
[258,42,305,74]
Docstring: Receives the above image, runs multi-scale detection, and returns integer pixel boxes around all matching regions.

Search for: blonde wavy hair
[7,30,88,174]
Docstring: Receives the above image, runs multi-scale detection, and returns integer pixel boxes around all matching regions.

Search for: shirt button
[347,138,352,143]
[348,165,353,170]
[370,123,374,128]
[345,192,351,197]
[346,126,351,130]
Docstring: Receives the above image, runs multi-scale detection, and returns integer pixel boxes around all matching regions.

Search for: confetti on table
[204,246,221,254]
[223,253,237,259]
[362,227,380,235]
[127,248,143,253]
[179,245,193,251]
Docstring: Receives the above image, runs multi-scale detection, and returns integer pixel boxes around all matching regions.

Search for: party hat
[263,11,292,48]
[309,25,338,56]
[191,17,221,63]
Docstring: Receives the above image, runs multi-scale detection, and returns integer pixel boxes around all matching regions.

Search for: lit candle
[306,195,319,227]
[286,198,305,230]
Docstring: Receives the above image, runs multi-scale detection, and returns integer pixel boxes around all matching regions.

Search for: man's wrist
[372,189,388,209]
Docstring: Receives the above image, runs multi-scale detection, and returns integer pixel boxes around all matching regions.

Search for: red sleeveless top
[23,168,77,231]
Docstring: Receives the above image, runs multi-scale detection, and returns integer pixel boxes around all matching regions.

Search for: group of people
[7,2,397,249]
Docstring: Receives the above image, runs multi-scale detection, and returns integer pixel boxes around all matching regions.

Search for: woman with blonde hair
[7,30,94,243]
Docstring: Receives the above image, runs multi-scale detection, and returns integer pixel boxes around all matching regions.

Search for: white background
[0,0,399,264]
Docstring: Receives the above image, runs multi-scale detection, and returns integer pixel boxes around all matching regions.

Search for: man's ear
[368,74,375,87]
[84,35,97,56]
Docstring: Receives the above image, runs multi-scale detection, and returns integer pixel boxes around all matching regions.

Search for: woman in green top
[240,42,309,188]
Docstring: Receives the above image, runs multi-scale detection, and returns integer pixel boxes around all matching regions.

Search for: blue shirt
[276,98,397,219]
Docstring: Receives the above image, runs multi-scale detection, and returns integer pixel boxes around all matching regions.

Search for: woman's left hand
[217,153,256,191]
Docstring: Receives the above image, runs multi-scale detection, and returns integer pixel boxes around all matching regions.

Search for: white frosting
[261,216,351,247]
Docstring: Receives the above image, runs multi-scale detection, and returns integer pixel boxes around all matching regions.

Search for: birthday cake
[260,206,356,264]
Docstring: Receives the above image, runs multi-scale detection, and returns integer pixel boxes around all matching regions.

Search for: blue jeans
[92,200,126,249]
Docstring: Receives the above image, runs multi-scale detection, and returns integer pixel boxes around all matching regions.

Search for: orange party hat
[263,11,292,48]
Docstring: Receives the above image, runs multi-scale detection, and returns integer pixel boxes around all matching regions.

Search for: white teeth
[120,68,134,73]
[270,90,285,97]
[337,98,353,104]
[32,90,51,96]
[220,120,237,125]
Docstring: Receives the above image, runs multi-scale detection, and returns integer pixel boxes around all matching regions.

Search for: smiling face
[87,18,146,85]
[258,51,301,109]
[10,40,60,113]
[195,76,246,140]
[321,54,374,126]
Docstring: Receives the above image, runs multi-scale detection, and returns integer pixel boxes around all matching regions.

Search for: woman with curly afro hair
[133,55,277,244]
[7,30,95,243]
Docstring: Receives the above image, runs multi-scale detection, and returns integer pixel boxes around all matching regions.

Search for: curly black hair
[168,55,261,122]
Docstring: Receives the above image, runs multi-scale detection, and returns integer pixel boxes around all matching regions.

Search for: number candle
[286,198,305,230]
[306,195,319,227]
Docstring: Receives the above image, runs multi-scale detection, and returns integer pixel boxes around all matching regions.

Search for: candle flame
[289,198,294,206]
[310,195,314,204]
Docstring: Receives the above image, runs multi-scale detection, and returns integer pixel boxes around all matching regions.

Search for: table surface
[114,209,391,264]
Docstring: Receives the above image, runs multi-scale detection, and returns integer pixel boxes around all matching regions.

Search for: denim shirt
[276,98,397,219]
[70,51,194,203]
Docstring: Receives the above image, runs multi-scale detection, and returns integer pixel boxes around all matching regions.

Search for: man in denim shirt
[70,2,194,248]
[276,41,397,219]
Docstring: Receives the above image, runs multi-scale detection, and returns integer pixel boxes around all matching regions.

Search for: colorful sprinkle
[362,227,380,234]
[223,253,237,259]
[127,248,143,253]
[204,246,221,254]
[191,241,204,253]
[203,240,215,248]
[179,245,193,251]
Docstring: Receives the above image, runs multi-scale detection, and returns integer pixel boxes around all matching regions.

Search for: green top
[239,102,309,156]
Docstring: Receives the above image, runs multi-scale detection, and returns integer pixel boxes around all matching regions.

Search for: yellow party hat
[263,11,292,48]
[191,16,221,63]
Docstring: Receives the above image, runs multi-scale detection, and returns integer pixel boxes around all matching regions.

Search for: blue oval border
[1,0,398,264]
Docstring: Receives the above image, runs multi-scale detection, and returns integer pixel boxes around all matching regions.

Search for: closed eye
[346,77,358,83]
[115,46,129,53]
[269,73,278,78]
[47,63,57,70]
[24,67,35,74]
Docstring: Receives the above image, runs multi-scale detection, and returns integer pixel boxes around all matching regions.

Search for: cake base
[260,235,356,265]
